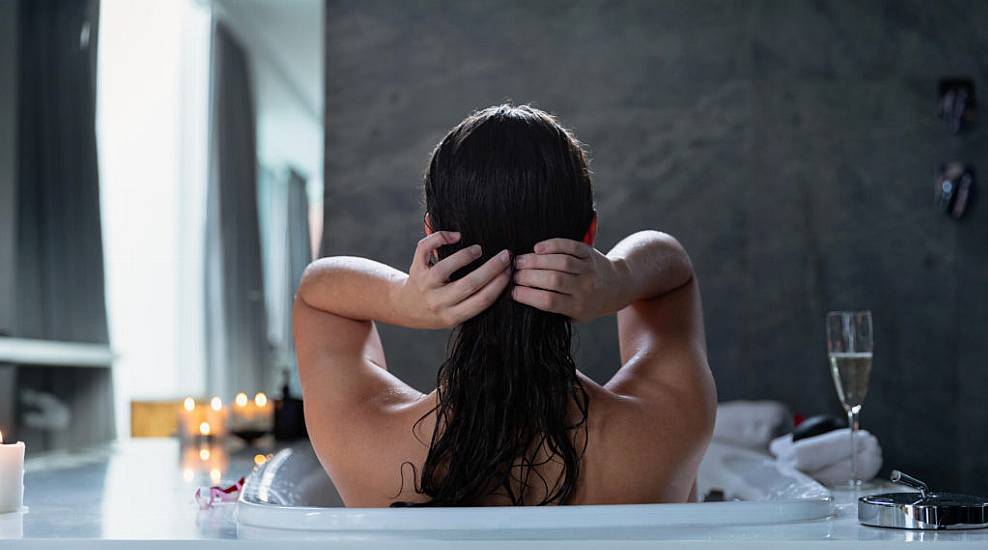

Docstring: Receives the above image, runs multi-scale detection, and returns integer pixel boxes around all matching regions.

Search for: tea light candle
[178,397,204,439]
[0,430,25,513]
[231,391,273,431]
[205,396,228,438]
[251,392,273,430]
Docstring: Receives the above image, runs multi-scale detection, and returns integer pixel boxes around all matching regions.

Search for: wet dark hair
[401,104,595,506]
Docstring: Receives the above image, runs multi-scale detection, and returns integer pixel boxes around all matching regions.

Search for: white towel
[810,448,883,486]
[770,428,883,485]
[713,401,792,451]
[770,428,876,471]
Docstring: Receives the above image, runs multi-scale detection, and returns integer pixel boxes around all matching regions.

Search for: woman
[294,104,716,506]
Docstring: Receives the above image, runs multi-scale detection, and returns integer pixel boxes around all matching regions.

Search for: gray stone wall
[323,0,988,492]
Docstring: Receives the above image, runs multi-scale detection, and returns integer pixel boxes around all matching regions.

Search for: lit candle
[205,396,228,438]
[178,397,204,439]
[231,392,250,431]
[0,430,25,513]
[253,392,273,430]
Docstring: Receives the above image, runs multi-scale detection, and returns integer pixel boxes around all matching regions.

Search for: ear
[423,212,434,236]
[581,212,598,246]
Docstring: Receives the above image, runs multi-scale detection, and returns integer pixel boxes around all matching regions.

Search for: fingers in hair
[510,285,572,315]
[442,249,512,304]
[513,269,577,294]
[413,231,460,272]
[514,253,586,274]
[428,244,482,285]
[533,238,590,258]
[446,267,511,324]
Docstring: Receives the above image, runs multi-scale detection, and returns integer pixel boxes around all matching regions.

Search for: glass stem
[848,408,860,486]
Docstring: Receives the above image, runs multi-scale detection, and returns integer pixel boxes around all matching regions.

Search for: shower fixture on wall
[935,78,976,219]
[937,78,976,134]
[935,162,975,219]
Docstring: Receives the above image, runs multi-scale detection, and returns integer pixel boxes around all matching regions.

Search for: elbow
[296,257,339,308]
[639,230,689,257]
[295,261,320,305]
[653,230,690,259]
[645,230,695,286]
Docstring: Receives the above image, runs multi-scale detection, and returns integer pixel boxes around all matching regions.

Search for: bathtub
[236,440,834,539]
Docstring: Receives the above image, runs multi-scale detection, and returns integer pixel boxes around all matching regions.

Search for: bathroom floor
[5,438,988,548]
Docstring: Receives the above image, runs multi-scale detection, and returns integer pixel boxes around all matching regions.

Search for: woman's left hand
[511,238,628,322]
[391,231,513,329]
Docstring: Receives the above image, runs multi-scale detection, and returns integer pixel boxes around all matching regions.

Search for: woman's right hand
[510,238,629,322]
[391,231,512,329]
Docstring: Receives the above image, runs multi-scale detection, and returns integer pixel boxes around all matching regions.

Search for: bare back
[297,278,717,507]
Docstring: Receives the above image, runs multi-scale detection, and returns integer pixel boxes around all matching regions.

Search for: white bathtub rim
[236,497,835,532]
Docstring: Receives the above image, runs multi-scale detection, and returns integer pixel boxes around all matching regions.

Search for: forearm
[297,256,413,326]
[607,231,694,305]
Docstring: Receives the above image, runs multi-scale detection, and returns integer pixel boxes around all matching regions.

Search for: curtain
[12,0,113,450]
[258,166,311,395]
[0,0,17,339]
[204,22,270,399]
[15,0,108,344]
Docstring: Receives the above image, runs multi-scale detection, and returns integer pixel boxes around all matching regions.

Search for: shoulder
[584,377,714,503]
[307,390,437,507]
[599,378,714,455]
[606,277,716,443]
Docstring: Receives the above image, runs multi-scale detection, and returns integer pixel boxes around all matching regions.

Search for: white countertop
[2,438,986,548]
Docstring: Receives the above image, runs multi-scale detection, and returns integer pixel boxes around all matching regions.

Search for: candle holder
[177,397,229,444]
[229,392,273,446]
[230,428,267,446]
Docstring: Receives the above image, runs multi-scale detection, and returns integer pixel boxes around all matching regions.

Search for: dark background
[321,0,988,493]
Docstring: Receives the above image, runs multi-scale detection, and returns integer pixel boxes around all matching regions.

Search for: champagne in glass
[826,311,873,487]
[829,351,872,412]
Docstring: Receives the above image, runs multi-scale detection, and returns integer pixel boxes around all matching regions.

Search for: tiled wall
[323,0,988,492]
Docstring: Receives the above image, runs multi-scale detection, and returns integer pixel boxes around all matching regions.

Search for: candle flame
[254,454,267,466]
[235,392,249,407]
[210,468,222,484]
[254,392,268,407]
[199,448,211,461]
[182,468,194,482]
[199,422,211,436]
[183,397,195,412]
[210,396,222,411]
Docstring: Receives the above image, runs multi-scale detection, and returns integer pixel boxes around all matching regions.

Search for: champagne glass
[826,311,873,487]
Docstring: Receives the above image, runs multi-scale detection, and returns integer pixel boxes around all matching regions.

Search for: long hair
[404,104,595,506]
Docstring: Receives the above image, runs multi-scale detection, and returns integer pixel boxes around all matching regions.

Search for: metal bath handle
[890,470,930,498]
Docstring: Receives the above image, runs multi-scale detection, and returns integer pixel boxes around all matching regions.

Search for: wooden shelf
[0,337,113,368]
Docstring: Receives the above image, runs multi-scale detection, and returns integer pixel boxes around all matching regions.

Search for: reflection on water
[180,441,230,485]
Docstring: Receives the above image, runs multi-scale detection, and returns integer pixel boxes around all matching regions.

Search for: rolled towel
[713,401,792,451]
[810,446,883,486]
[769,428,882,479]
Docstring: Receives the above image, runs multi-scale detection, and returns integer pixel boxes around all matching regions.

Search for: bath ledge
[237,497,835,532]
